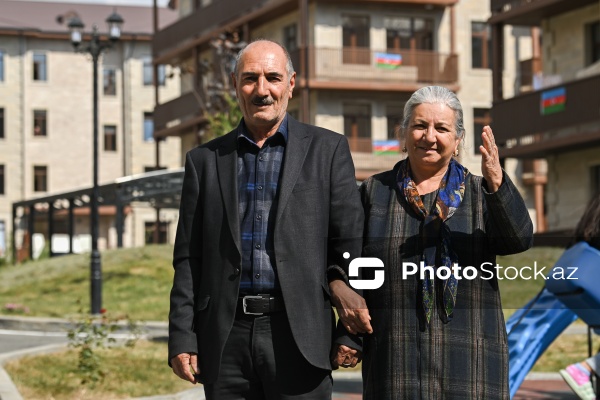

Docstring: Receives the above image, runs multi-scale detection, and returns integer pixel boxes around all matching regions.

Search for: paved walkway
[329,372,580,400]
[0,316,590,399]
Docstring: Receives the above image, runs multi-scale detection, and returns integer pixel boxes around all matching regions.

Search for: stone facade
[0,4,182,259]
[540,2,600,232]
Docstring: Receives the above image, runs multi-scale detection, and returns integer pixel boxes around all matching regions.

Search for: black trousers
[203,310,332,400]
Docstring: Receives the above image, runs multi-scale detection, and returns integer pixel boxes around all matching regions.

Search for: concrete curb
[0,315,168,337]
[0,366,23,400]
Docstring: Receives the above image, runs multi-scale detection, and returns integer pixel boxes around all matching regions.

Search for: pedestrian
[332,86,533,399]
[168,39,364,399]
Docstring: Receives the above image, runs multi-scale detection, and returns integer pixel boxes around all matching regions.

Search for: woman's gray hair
[400,86,465,140]
[233,39,295,80]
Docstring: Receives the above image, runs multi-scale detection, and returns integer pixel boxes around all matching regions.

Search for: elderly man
[168,39,366,399]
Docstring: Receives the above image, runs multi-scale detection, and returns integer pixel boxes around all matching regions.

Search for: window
[343,103,372,152]
[0,108,4,139]
[145,221,169,244]
[385,17,433,51]
[0,50,4,81]
[143,112,154,142]
[33,165,47,192]
[591,165,600,197]
[283,24,298,52]
[103,68,116,96]
[33,53,47,81]
[386,104,403,140]
[343,15,370,64]
[473,108,491,153]
[144,166,167,173]
[587,21,600,65]
[0,220,5,258]
[471,22,492,69]
[33,110,47,137]
[0,165,4,195]
[104,125,117,151]
[143,57,165,86]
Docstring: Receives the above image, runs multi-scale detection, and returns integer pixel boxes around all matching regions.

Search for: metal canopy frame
[11,168,184,262]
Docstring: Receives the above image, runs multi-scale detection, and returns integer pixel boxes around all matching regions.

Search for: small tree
[194,32,246,143]
[204,93,243,141]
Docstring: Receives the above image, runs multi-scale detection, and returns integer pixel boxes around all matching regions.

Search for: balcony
[293,47,458,90]
[492,74,600,158]
[154,91,207,139]
[154,0,457,65]
[155,46,458,138]
[490,0,599,25]
[153,0,293,64]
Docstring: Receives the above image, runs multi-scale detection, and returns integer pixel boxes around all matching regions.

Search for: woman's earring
[454,149,459,157]
[402,146,407,153]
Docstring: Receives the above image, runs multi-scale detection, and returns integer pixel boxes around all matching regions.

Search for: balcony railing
[291,47,458,86]
[154,91,199,132]
[347,137,373,153]
[492,74,600,157]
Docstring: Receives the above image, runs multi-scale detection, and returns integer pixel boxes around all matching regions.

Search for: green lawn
[0,245,174,320]
[0,244,569,321]
[497,246,565,317]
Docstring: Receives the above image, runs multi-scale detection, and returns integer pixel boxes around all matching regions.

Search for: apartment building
[489,0,600,235]
[152,0,533,220]
[0,0,182,260]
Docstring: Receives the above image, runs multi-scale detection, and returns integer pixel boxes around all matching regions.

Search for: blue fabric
[398,158,467,324]
[237,116,288,294]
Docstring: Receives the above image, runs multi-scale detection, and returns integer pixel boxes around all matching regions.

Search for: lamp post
[67,11,124,315]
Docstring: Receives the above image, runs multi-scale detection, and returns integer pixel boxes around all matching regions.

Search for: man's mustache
[251,97,274,106]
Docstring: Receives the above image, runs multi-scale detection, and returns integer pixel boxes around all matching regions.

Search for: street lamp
[67,10,124,315]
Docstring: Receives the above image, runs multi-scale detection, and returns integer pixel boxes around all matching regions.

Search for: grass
[0,244,567,320]
[532,333,600,372]
[0,245,173,320]
[3,340,194,400]
[496,246,565,318]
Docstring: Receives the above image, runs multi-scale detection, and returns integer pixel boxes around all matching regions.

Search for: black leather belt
[238,294,285,315]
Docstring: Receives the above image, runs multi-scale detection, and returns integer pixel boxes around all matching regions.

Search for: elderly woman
[332,86,533,399]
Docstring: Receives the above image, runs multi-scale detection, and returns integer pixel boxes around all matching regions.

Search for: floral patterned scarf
[398,158,468,324]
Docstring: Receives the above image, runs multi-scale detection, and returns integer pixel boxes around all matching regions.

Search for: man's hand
[480,125,503,193]
[331,344,362,369]
[171,353,199,384]
[330,279,373,334]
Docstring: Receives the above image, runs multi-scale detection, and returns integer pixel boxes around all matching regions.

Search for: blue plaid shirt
[237,115,288,294]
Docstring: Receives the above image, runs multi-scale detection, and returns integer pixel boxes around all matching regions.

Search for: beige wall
[542,3,600,81]
[529,3,600,232]
[546,147,600,231]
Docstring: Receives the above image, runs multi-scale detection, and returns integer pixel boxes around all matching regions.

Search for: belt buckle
[242,295,264,315]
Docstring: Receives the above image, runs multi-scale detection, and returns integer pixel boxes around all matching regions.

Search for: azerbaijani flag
[375,52,402,69]
[541,87,566,115]
[373,140,400,155]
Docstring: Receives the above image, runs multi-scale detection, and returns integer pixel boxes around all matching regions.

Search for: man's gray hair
[400,86,465,140]
[233,39,295,80]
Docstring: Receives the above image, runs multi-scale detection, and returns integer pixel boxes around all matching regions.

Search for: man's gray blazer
[168,115,363,384]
